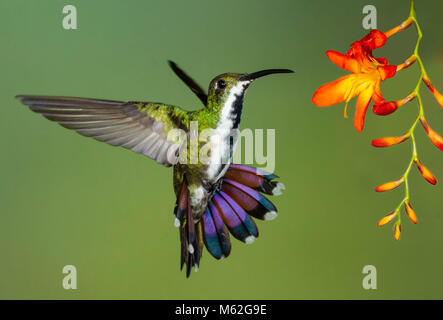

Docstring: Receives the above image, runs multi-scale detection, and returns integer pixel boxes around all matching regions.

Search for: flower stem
[394,0,427,227]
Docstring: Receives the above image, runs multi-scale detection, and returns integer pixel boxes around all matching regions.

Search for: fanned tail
[174,183,203,278]
[174,164,284,277]
[224,164,285,196]
[202,164,284,260]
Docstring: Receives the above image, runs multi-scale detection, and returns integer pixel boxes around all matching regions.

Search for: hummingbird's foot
[207,178,224,193]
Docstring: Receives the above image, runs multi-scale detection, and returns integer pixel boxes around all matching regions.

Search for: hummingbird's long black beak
[239,69,294,81]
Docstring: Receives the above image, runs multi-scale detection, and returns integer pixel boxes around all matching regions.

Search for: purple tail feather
[202,164,284,260]
[175,164,284,277]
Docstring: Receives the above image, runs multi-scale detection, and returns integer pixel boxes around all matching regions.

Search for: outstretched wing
[16,95,189,167]
[168,60,208,106]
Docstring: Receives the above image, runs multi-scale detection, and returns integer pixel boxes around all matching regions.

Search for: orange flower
[312,30,397,132]
[423,75,443,108]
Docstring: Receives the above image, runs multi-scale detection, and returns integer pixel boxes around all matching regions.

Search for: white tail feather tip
[174,218,180,228]
[264,211,278,221]
[245,235,256,244]
[272,182,286,196]
[188,244,194,254]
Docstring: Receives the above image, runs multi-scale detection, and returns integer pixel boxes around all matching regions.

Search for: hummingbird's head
[207,69,294,109]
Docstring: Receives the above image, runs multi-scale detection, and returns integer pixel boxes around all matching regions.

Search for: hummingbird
[16,61,293,277]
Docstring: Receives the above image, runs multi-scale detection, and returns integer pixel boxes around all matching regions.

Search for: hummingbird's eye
[217,80,227,89]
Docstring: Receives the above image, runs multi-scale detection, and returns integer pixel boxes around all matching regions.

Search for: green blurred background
[1,0,443,299]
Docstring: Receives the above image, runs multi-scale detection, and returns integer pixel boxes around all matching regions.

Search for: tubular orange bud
[405,202,417,224]
[420,117,430,133]
[434,89,443,108]
[423,76,443,108]
[384,17,413,38]
[394,223,401,241]
[415,160,437,185]
[377,211,396,227]
[396,55,417,71]
[420,118,443,151]
[375,177,405,192]
[371,134,410,148]
[423,75,435,91]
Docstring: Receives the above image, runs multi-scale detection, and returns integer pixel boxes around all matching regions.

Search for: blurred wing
[16,95,189,167]
[168,60,207,106]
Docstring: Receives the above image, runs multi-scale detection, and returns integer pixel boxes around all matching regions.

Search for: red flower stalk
[371,1,441,240]
[314,0,442,241]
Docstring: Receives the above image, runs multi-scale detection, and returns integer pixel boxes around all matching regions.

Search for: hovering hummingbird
[16,61,293,277]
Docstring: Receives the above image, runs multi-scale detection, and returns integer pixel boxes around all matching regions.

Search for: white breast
[206,81,248,182]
